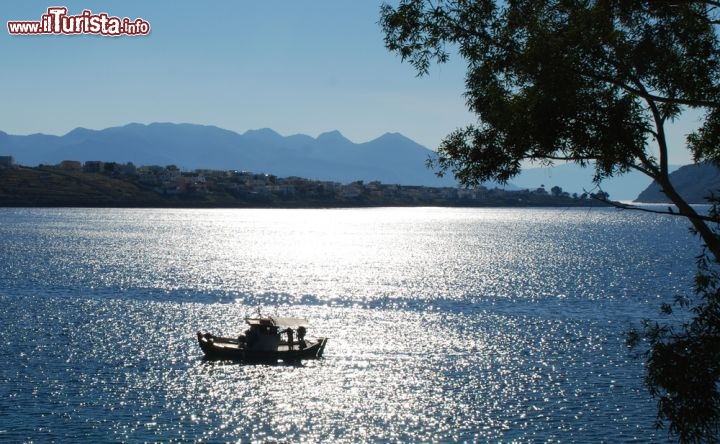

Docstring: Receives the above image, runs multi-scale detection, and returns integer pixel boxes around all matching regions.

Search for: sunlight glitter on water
[1,207,694,306]
[0,207,697,441]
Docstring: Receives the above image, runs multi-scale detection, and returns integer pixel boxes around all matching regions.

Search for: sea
[0,206,700,443]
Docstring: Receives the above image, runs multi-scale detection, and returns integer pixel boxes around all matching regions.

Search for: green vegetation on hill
[0,167,159,206]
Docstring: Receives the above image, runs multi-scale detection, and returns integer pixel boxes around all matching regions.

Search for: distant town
[0,155,611,208]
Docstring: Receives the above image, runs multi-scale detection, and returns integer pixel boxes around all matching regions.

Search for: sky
[1,1,698,165]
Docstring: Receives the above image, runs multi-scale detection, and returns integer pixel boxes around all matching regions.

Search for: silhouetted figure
[286,328,294,350]
[297,326,307,350]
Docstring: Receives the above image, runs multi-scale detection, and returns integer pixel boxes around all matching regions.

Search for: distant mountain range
[0,123,461,188]
[0,122,685,199]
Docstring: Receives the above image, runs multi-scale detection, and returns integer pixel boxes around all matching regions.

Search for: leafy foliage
[381,1,720,441]
[381,1,720,183]
[644,240,720,442]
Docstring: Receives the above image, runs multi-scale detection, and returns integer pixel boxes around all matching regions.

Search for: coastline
[0,165,612,209]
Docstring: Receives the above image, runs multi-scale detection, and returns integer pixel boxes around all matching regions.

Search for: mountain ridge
[0,123,461,187]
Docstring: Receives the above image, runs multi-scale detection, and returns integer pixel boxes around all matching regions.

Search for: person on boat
[286,328,294,351]
[297,326,307,350]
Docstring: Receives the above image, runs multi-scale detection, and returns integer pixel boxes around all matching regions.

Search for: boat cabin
[242,316,309,352]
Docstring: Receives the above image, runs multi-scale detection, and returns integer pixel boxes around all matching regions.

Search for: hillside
[635,163,720,203]
[0,167,157,207]
[0,164,611,209]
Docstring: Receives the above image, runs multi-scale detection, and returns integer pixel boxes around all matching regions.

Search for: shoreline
[0,164,613,209]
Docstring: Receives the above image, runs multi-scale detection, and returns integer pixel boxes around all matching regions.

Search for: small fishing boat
[197,316,328,363]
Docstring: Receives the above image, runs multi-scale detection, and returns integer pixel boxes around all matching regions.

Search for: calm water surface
[0,207,698,442]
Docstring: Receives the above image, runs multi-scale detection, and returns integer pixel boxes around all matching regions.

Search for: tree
[380,1,720,441]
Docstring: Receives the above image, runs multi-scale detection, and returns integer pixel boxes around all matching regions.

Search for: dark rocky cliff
[635,163,720,203]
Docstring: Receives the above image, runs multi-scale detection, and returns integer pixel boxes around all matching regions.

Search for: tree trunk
[657,174,720,263]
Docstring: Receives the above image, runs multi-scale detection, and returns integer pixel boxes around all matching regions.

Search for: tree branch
[576,69,720,108]
[606,200,719,223]
[527,154,598,162]
[627,161,659,178]
[665,1,720,8]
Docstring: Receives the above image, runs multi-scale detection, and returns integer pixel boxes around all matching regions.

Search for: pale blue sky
[1,1,697,164]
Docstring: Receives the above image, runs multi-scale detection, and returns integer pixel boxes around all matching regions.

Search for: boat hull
[197,331,328,362]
